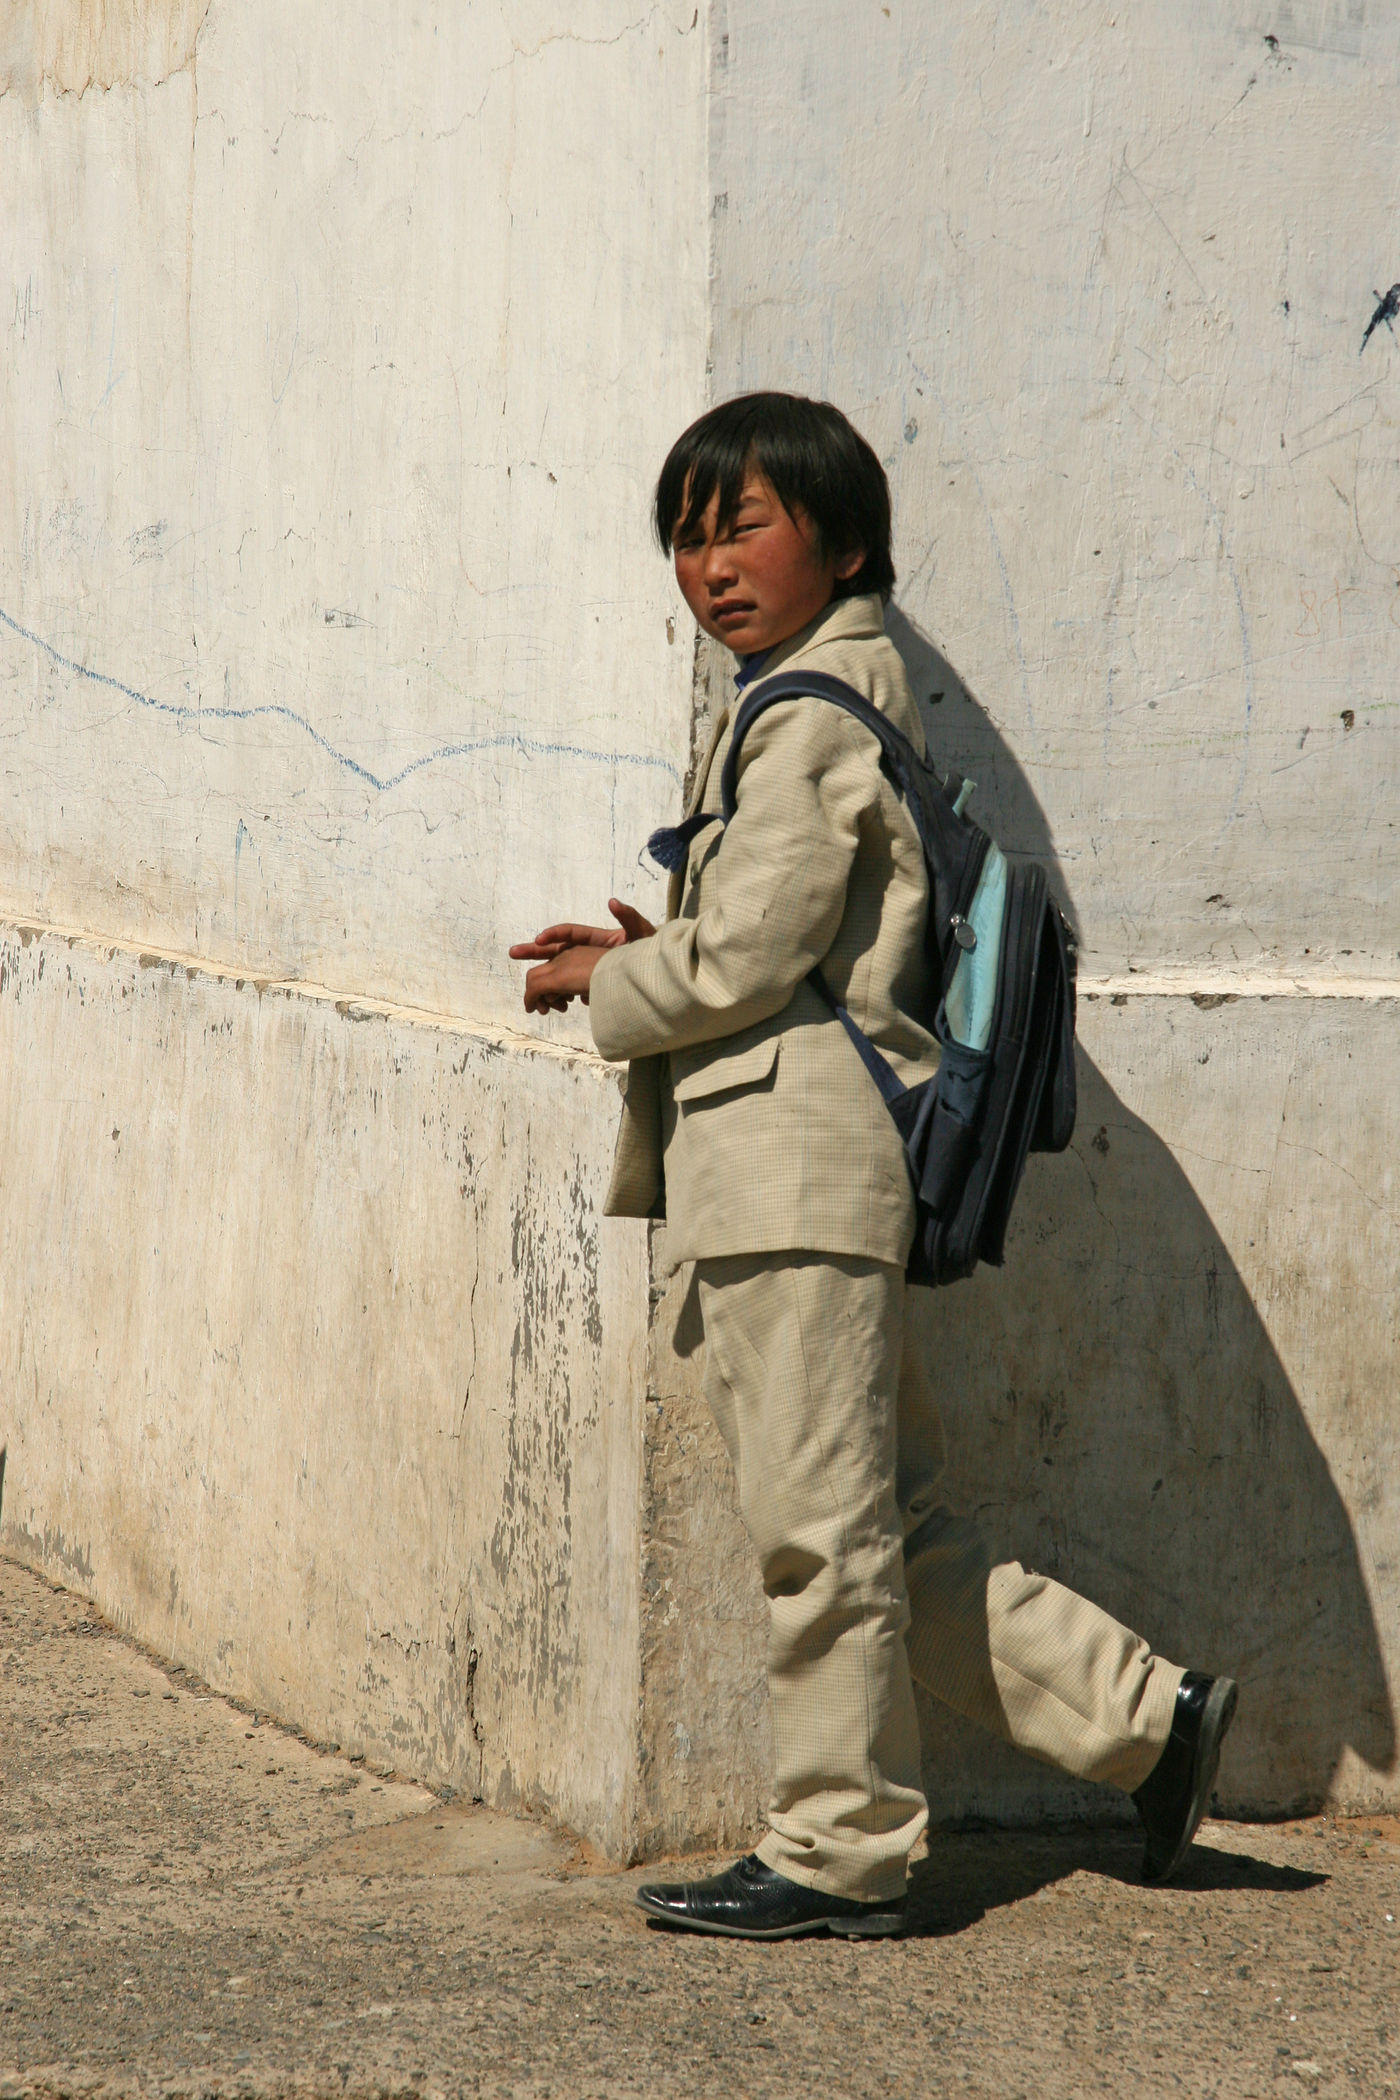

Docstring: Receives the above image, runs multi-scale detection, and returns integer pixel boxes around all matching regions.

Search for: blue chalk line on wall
[0,605,680,792]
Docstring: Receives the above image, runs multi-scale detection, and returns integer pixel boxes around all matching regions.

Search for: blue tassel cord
[646,811,721,873]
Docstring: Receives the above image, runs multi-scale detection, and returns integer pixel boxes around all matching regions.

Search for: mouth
[711,599,756,626]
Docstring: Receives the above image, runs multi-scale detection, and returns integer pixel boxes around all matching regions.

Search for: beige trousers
[695,1252,1185,1903]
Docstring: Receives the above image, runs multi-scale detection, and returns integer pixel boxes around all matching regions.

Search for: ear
[834,546,866,582]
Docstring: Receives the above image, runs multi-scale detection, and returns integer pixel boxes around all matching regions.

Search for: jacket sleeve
[588,698,882,1062]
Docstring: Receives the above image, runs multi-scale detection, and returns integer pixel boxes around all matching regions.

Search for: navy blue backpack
[652,670,1077,1286]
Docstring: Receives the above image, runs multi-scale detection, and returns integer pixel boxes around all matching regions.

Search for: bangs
[653,410,761,553]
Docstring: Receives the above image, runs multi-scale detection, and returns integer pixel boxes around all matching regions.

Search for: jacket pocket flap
[671,1036,781,1105]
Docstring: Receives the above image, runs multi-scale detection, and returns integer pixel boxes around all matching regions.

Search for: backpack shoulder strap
[806,962,908,1108]
[718,669,929,822]
[646,670,922,875]
[713,667,922,1106]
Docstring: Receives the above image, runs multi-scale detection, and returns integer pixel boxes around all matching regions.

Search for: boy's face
[671,470,864,657]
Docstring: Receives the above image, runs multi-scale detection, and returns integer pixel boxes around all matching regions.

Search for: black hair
[653,391,895,600]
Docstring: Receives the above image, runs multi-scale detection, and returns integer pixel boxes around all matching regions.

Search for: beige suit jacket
[589,593,938,1266]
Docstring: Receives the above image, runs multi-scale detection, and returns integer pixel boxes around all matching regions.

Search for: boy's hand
[509,899,655,963]
[509,899,656,1014]
[520,943,606,1014]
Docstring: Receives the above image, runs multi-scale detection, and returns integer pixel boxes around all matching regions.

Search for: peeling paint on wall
[0,0,211,96]
[0,927,650,1853]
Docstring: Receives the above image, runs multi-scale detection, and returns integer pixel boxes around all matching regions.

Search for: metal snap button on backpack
[951,916,977,951]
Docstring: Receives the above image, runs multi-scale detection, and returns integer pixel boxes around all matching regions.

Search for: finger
[608,899,656,940]
[524,960,578,1014]
[532,922,611,949]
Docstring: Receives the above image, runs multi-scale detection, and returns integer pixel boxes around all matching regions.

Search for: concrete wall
[648,0,1398,1824]
[0,0,707,1856]
[2,0,1397,1852]
[0,923,650,1849]
[710,0,1399,986]
[642,982,1400,1833]
[0,0,702,1021]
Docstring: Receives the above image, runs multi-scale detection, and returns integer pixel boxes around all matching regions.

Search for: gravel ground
[2,1556,1397,2099]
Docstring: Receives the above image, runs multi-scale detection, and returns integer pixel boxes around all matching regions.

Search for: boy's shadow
[885,603,1396,1832]
[884,604,1079,937]
[902,1828,1328,1940]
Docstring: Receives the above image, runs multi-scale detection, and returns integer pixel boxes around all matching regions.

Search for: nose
[701,534,738,594]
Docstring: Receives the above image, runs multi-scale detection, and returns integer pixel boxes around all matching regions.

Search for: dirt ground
[2,1557,1397,2100]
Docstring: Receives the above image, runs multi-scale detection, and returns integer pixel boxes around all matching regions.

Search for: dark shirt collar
[734,649,772,691]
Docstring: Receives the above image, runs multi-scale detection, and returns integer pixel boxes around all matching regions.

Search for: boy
[509,392,1236,1939]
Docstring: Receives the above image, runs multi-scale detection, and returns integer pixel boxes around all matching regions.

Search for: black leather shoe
[1133,1671,1238,1884]
[636,1853,906,1939]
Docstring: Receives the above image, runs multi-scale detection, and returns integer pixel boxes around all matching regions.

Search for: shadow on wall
[884,601,1394,1821]
[885,603,1079,938]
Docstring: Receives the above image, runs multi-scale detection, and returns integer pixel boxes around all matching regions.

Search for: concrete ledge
[3,921,1395,1851]
[0,922,650,1856]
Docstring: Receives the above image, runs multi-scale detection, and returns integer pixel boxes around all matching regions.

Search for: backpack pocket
[890,1042,991,1220]
[942,843,1007,1052]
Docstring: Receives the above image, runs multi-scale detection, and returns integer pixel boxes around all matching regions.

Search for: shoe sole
[635,1892,905,1940]
[1144,1675,1239,1885]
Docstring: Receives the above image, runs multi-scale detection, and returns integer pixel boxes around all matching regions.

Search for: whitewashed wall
[711,0,1399,986]
[2,0,1396,1849]
[0,0,707,1856]
[662,0,1400,1820]
[0,925,651,1848]
[0,0,697,1019]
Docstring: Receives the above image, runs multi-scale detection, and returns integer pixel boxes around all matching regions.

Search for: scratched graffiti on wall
[0,605,679,797]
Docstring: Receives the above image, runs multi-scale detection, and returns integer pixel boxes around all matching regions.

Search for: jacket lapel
[664,704,731,919]
[685,706,730,817]
[664,597,885,918]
